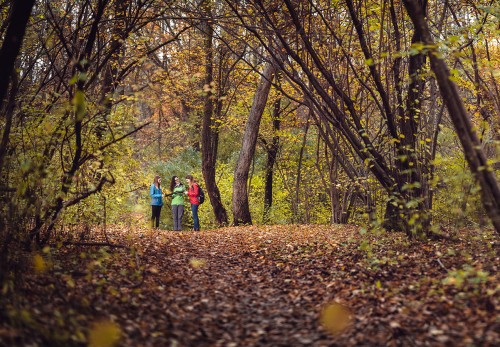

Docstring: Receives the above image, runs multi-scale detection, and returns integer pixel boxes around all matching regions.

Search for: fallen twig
[62,241,129,249]
[436,258,448,271]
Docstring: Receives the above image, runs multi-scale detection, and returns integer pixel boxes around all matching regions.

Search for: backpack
[197,184,205,204]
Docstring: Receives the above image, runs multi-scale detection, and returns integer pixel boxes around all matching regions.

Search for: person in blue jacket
[150,175,163,228]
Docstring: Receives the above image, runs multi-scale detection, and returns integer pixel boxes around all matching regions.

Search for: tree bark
[200,1,228,226]
[97,0,128,137]
[403,0,500,235]
[232,62,275,225]
[0,0,35,111]
[263,92,281,223]
[293,112,310,224]
[0,70,18,178]
[0,0,35,179]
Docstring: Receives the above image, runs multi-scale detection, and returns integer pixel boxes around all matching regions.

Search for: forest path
[2,225,498,346]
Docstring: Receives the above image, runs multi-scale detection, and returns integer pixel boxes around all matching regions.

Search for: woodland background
[0,0,499,346]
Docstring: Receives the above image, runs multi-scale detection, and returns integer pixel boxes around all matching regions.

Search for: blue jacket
[150,184,163,206]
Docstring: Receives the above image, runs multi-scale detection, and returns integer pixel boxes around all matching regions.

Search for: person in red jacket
[185,175,200,231]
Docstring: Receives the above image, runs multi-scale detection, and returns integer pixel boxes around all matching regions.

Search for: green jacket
[171,184,186,206]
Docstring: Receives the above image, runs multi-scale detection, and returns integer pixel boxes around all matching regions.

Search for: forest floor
[1,224,498,347]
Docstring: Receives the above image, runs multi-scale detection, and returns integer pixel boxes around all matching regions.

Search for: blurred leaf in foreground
[320,302,353,335]
[33,254,47,273]
[88,319,121,347]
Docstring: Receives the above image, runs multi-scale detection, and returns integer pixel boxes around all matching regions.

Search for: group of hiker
[149,175,202,231]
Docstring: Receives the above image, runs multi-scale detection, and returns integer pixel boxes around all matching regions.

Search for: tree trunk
[382,0,431,235]
[0,0,35,177]
[427,80,445,211]
[0,70,18,179]
[403,0,500,235]
[232,62,275,225]
[0,0,35,111]
[200,2,228,226]
[263,93,281,223]
[97,0,128,137]
[293,113,311,223]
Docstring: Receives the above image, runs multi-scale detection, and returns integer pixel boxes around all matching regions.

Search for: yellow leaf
[320,303,353,335]
[88,320,121,347]
[21,309,32,324]
[189,258,206,268]
[445,277,456,285]
[66,276,75,288]
[33,254,47,273]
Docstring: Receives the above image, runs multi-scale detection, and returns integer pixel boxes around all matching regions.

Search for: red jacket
[186,183,200,205]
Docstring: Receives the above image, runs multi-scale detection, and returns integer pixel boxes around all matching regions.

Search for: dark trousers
[172,204,184,231]
[151,205,162,228]
[191,204,200,231]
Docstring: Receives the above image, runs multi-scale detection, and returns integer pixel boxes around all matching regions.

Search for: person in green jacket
[169,176,186,231]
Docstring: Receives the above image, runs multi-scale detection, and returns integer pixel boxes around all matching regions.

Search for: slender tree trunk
[232,62,275,225]
[263,94,281,223]
[329,153,340,224]
[0,72,19,283]
[97,0,128,137]
[200,2,228,226]
[293,113,311,223]
[0,71,18,179]
[403,0,500,235]
[427,79,445,211]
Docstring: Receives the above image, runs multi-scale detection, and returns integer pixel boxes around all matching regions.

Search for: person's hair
[185,175,197,191]
[153,175,161,188]
[170,176,179,192]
